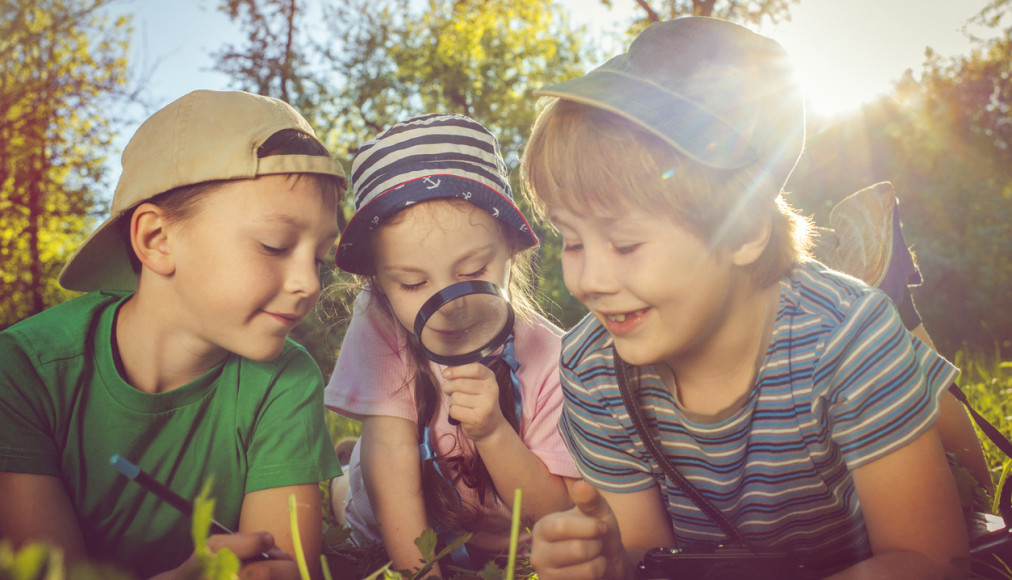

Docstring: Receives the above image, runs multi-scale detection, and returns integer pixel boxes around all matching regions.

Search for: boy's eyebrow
[261,214,341,239]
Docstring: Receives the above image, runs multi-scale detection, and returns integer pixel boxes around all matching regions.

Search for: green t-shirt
[0,291,341,578]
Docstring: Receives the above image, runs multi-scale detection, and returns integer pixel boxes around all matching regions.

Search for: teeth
[605,309,644,323]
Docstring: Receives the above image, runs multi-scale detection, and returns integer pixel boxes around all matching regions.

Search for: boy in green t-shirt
[0,90,345,579]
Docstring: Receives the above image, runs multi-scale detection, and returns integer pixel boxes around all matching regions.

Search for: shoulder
[514,311,563,353]
[787,261,888,323]
[237,339,323,389]
[782,261,905,350]
[0,291,128,365]
[560,312,612,369]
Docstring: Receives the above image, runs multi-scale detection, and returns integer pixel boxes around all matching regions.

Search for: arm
[911,323,994,492]
[473,422,575,522]
[0,472,298,580]
[359,414,433,574]
[443,362,573,522]
[828,426,969,580]
[530,480,674,580]
[0,472,88,560]
[238,484,323,580]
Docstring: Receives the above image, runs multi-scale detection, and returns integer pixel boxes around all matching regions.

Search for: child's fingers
[206,531,280,560]
[531,509,610,580]
[441,362,494,381]
[535,509,608,541]
[570,480,613,521]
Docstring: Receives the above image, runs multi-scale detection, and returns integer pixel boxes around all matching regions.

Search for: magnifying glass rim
[413,280,515,366]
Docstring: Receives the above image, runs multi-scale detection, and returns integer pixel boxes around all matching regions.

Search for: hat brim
[336,175,538,275]
[58,212,138,292]
[537,69,757,170]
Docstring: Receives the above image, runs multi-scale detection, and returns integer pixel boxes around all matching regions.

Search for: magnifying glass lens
[414,281,515,366]
[419,293,508,358]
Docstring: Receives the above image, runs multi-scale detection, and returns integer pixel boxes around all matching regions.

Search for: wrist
[471,416,515,446]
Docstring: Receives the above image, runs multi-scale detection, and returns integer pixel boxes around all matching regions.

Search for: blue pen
[110,454,271,560]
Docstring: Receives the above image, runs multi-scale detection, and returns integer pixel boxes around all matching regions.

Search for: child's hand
[150,532,296,580]
[441,362,506,442]
[530,481,628,580]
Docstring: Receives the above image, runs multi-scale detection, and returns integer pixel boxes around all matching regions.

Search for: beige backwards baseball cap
[59,89,346,292]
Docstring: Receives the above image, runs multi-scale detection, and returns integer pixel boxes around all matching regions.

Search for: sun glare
[765,0,985,119]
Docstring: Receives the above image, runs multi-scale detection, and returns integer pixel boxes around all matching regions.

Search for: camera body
[637,544,818,580]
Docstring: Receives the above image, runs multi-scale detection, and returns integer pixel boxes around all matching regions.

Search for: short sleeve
[324,291,417,421]
[557,329,656,492]
[815,291,957,469]
[513,317,580,479]
[245,346,341,491]
[0,332,59,475]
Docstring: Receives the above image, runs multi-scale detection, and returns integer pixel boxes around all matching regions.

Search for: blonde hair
[522,98,812,287]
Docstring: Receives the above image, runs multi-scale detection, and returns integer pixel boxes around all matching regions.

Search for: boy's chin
[611,340,664,368]
[235,341,287,363]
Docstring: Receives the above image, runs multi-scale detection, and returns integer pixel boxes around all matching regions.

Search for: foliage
[954,348,1012,482]
[786,35,1012,357]
[213,0,323,116]
[214,0,595,360]
[607,0,799,30]
[191,480,242,580]
[0,0,130,329]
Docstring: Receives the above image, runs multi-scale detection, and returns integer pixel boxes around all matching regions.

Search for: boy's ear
[730,214,772,267]
[130,203,175,276]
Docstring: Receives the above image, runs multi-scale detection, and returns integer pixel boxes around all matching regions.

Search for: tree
[784,35,1012,358]
[609,0,798,28]
[212,0,330,132]
[322,0,596,329]
[0,0,130,329]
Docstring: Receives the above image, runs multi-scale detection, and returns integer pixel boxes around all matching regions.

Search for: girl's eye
[261,243,287,255]
[461,265,488,279]
[400,281,426,291]
[562,242,583,253]
[614,243,642,255]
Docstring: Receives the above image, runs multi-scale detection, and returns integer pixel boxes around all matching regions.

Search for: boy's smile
[548,203,767,388]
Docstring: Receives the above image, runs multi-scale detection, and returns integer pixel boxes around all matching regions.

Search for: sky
[112,0,995,165]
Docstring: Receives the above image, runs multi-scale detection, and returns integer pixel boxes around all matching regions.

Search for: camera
[637,544,820,580]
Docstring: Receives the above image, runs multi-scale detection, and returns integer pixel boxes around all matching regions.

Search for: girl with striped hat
[324,114,579,575]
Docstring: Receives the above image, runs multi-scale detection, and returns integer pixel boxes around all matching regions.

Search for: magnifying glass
[413,280,514,366]
[414,281,516,426]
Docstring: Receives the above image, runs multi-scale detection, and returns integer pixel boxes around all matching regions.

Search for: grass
[3,348,1011,579]
[952,348,1012,487]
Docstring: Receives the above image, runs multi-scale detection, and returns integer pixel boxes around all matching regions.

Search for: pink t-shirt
[324,291,578,553]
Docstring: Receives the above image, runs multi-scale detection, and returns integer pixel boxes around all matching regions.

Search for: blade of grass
[506,488,522,580]
[290,493,311,580]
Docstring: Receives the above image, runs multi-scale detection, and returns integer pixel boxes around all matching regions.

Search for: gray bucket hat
[537,17,805,190]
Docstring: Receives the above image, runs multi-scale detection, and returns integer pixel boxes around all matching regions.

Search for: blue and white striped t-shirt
[559,261,958,568]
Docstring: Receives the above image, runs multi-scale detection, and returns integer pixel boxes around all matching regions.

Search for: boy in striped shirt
[521,17,968,580]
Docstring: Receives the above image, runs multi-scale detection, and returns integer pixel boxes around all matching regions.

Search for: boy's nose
[572,252,618,297]
[287,258,322,296]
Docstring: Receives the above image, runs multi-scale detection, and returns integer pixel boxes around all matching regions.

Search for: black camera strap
[614,348,751,548]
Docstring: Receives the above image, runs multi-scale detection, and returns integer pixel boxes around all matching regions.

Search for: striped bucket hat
[336,113,538,275]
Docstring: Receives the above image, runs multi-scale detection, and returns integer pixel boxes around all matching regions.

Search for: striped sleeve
[812,282,958,468]
[558,316,657,492]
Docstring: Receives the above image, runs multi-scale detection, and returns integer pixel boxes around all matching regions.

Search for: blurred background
[3,0,1011,376]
